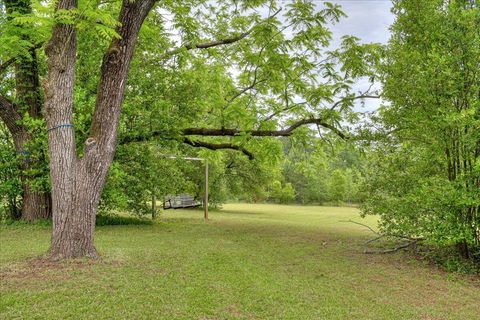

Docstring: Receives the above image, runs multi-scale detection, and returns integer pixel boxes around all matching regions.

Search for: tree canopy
[362,0,479,262]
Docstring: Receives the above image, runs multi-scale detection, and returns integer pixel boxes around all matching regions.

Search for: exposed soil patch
[0,256,122,289]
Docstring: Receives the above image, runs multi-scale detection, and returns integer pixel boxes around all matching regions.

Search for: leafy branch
[183,138,254,160]
[0,43,43,77]
[0,57,16,76]
[162,8,282,58]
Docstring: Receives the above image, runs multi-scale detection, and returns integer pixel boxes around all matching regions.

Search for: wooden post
[204,159,208,220]
[151,194,156,220]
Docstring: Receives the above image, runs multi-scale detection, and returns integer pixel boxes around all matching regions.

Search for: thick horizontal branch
[120,117,348,146]
[183,118,349,140]
[188,32,251,49]
[183,138,254,160]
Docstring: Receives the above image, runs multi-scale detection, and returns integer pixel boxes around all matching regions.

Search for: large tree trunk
[21,187,51,220]
[44,0,155,259]
[1,0,52,221]
[43,0,92,259]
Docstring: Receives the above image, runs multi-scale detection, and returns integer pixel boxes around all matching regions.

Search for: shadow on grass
[1,215,153,227]
[96,215,153,226]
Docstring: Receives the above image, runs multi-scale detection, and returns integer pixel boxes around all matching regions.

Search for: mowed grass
[0,204,479,320]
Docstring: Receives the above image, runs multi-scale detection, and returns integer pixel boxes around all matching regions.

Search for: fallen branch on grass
[339,220,424,254]
[363,240,422,254]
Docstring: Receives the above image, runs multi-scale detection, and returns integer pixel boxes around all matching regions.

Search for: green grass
[0,204,479,319]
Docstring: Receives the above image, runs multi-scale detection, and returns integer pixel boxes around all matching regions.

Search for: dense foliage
[362,0,480,261]
[281,139,365,205]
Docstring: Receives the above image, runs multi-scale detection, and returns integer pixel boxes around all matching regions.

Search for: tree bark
[44,0,155,259]
[44,0,92,259]
[1,0,52,221]
[21,187,51,220]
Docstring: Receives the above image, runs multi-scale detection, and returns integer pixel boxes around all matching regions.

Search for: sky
[324,0,395,112]
[326,0,395,46]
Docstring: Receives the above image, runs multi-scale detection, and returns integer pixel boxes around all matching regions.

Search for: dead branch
[340,219,424,254]
[363,240,421,254]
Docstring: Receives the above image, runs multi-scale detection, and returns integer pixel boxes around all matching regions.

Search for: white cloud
[323,1,394,112]
[328,0,394,45]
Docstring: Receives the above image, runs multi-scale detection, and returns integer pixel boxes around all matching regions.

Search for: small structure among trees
[163,194,202,210]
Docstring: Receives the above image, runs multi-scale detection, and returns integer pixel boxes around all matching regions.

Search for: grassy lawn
[0,203,479,319]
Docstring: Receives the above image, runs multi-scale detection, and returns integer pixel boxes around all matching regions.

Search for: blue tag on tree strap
[47,124,74,133]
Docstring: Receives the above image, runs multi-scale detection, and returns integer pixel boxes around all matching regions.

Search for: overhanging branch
[183,118,349,140]
[120,117,348,146]
[163,8,282,58]
[183,138,254,160]
[172,32,251,53]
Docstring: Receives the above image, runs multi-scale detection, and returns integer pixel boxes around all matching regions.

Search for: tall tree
[0,0,51,221]
[44,0,156,258]
[363,0,479,260]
